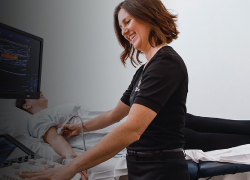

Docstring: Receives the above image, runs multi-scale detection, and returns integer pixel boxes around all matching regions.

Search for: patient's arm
[62,100,130,139]
[43,127,77,159]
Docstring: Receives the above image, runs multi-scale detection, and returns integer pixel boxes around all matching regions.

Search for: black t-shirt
[121,46,188,151]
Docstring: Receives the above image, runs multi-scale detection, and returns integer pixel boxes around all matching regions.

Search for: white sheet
[185,144,250,165]
[74,149,127,180]
[199,172,250,180]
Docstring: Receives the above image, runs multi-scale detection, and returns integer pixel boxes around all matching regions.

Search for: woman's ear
[22,104,31,110]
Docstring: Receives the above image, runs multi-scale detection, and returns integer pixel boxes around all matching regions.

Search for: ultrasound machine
[0,22,42,99]
[0,22,80,180]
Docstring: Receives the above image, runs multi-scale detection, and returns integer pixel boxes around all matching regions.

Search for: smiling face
[118,8,151,52]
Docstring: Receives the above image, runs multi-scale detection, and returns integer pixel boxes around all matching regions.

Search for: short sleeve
[121,66,143,106]
[120,83,133,106]
[28,110,56,142]
[134,54,186,113]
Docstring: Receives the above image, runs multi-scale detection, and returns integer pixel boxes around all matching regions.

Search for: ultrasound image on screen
[0,27,40,94]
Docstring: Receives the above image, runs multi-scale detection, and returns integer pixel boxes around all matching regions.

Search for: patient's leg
[183,128,250,151]
[185,113,250,135]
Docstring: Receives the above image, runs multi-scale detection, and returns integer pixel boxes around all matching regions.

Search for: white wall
[163,0,250,119]
[1,0,250,119]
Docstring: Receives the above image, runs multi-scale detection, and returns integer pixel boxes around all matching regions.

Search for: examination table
[187,160,250,180]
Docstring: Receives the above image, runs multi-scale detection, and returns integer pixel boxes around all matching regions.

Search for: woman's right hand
[60,123,82,139]
[19,161,85,180]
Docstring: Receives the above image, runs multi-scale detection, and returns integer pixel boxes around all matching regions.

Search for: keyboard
[0,157,81,180]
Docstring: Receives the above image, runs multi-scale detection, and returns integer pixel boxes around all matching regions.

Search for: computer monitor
[0,22,43,99]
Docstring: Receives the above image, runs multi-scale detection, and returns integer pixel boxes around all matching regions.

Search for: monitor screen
[0,22,43,99]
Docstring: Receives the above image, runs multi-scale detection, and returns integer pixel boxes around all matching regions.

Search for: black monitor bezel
[0,22,43,99]
[0,133,35,156]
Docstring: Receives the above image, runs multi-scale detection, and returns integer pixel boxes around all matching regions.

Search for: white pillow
[0,105,32,138]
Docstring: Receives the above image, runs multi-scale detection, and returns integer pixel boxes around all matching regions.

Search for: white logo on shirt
[135,80,141,92]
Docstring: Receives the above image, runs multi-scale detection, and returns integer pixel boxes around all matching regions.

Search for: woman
[20,0,189,179]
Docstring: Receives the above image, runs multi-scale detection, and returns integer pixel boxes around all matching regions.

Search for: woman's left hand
[19,163,81,180]
[60,123,82,140]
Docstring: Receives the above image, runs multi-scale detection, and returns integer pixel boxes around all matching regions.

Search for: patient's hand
[60,123,82,139]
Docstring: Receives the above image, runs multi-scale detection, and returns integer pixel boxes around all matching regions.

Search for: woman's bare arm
[84,100,130,131]
[72,103,157,172]
[62,100,130,139]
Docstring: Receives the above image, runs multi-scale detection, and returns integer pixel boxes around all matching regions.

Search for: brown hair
[114,0,179,67]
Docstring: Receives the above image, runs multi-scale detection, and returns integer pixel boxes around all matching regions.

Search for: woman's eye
[126,19,131,24]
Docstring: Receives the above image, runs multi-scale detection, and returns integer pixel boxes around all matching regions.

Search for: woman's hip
[126,150,190,180]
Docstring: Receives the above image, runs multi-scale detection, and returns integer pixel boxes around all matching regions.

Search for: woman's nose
[122,28,128,36]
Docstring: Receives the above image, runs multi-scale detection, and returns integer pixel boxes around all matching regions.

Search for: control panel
[0,157,81,180]
[0,134,81,180]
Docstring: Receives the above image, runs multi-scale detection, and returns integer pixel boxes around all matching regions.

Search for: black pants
[126,151,190,180]
[184,113,250,151]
